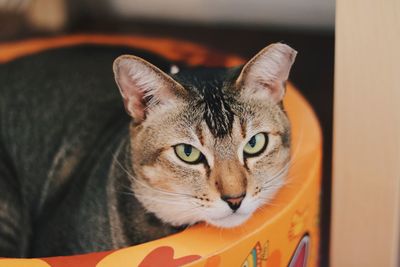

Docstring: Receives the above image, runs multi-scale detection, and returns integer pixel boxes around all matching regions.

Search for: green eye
[174,144,203,164]
[243,133,268,156]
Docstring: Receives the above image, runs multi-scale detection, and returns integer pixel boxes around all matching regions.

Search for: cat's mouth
[207,211,252,228]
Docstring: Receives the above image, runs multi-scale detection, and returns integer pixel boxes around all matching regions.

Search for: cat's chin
[207,212,252,228]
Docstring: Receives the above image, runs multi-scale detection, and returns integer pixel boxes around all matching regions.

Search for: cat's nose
[221,193,246,211]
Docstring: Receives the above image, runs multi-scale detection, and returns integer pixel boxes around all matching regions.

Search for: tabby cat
[0,43,296,257]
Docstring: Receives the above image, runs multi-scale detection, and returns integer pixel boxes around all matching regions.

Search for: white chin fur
[207,212,252,228]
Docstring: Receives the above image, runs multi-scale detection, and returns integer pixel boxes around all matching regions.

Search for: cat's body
[0,43,296,257]
[0,46,180,257]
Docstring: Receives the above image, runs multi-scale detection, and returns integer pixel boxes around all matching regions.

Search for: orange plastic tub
[0,35,322,267]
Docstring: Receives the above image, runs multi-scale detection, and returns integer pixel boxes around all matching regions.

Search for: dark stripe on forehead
[240,117,247,139]
[196,124,204,145]
[200,85,234,138]
[173,67,238,138]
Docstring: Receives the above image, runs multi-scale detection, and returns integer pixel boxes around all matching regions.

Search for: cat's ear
[113,55,187,122]
[236,43,297,103]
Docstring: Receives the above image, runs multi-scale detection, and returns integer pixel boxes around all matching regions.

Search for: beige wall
[110,0,335,30]
[0,0,335,31]
[331,0,400,266]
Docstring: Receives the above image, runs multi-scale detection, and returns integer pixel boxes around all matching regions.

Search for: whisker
[261,162,290,188]
[112,155,196,199]
[260,184,285,191]
[135,196,192,206]
[134,194,202,207]
[109,183,136,196]
[259,200,282,208]
[266,121,307,186]
[291,122,305,160]
[279,174,300,188]
[258,199,283,208]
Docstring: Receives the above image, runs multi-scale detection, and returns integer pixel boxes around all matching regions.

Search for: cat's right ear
[236,43,297,103]
[113,55,187,122]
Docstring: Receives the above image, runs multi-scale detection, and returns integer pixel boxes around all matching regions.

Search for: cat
[0,43,296,257]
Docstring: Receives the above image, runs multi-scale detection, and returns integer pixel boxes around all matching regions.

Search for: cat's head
[113,43,296,228]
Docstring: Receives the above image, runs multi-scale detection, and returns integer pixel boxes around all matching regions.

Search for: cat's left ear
[236,43,297,103]
[113,55,187,122]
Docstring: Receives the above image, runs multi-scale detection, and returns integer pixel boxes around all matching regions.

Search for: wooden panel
[332,0,400,266]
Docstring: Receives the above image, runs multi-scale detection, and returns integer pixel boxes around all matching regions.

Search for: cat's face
[113,43,296,228]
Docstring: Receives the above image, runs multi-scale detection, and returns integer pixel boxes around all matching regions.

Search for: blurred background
[0,0,334,265]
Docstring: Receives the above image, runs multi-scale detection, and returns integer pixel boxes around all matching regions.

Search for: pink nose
[221,194,246,211]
